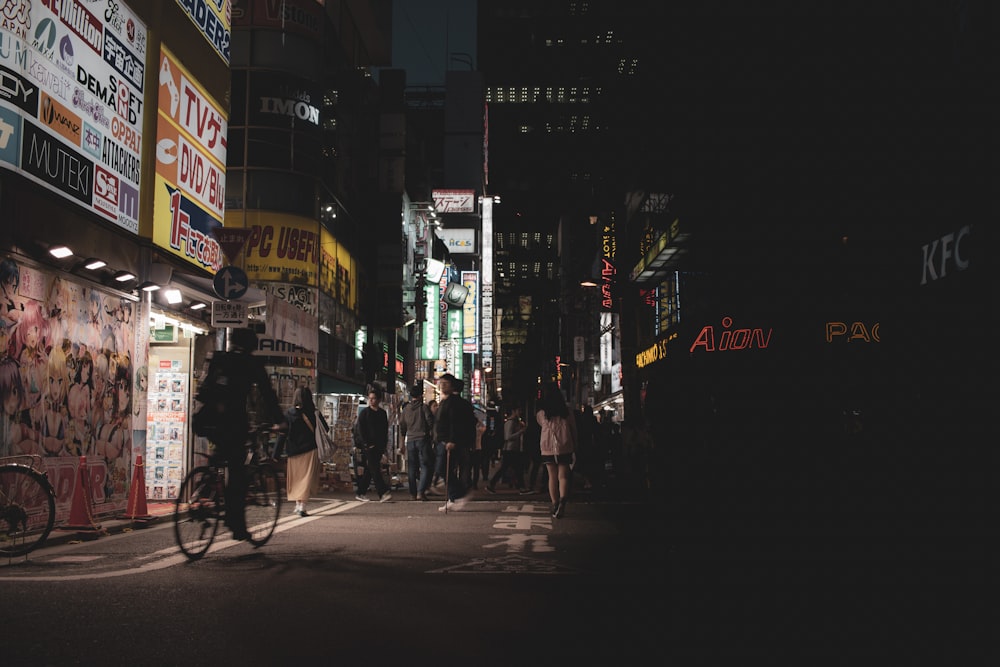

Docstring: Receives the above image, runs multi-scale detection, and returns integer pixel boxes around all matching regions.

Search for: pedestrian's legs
[557,463,571,502]
[487,453,502,489]
[513,451,527,489]
[417,438,432,496]
[405,440,420,498]
[433,441,446,483]
[356,449,372,496]
[448,448,470,501]
[367,447,389,497]
[545,462,559,506]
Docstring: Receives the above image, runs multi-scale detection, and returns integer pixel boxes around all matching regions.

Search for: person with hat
[434,373,477,511]
[400,383,435,500]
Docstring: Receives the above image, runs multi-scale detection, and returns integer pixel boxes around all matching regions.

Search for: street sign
[213,266,248,300]
[211,301,248,328]
[212,227,253,264]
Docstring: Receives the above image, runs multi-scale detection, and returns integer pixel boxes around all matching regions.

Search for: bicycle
[0,455,57,558]
[173,425,282,560]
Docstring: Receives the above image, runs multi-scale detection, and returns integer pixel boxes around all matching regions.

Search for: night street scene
[0,1,991,663]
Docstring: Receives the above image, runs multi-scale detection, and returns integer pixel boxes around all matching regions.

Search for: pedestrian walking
[536,382,577,518]
[354,387,393,502]
[486,406,529,493]
[400,383,434,500]
[434,373,477,511]
[282,386,323,516]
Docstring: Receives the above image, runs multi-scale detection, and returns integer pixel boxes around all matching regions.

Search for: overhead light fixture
[49,245,73,259]
[83,258,107,270]
[164,288,183,304]
[114,270,136,282]
[189,302,207,310]
[139,281,160,292]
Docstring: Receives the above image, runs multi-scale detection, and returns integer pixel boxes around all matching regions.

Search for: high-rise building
[478,1,670,407]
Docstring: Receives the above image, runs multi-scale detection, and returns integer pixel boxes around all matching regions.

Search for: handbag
[302,412,335,461]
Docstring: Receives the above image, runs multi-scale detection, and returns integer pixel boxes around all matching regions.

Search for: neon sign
[689,317,773,353]
[825,322,880,343]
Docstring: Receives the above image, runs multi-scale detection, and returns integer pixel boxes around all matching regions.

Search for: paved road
[2,486,988,663]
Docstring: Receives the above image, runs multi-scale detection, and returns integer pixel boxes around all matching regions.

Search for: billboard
[0,1,147,233]
[152,46,226,273]
[175,0,232,65]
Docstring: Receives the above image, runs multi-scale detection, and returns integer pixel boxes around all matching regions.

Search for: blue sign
[213,266,248,300]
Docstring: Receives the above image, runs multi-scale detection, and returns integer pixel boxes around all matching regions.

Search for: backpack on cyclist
[192,351,246,438]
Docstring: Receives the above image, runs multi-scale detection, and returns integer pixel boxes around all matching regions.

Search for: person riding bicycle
[196,328,281,540]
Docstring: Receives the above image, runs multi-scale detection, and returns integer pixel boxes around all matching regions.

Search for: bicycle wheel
[174,466,221,560]
[244,463,281,547]
[0,464,56,557]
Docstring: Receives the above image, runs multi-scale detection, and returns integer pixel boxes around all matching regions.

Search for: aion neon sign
[689,316,773,353]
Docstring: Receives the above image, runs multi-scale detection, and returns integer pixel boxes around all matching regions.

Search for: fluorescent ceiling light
[164,289,183,304]
[49,245,73,259]
[83,258,107,270]
[189,302,207,310]
[139,281,161,292]
[114,270,136,282]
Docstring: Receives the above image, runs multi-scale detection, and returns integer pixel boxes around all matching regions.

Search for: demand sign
[0,0,147,233]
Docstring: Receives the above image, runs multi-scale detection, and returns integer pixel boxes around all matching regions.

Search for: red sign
[212,227,253,264]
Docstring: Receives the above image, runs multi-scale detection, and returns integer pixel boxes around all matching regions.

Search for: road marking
[0,501,352,582]
[429,554,581,575]
[46,555,103,563]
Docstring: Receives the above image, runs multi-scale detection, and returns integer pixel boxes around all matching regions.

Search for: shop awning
[318,376,365,396]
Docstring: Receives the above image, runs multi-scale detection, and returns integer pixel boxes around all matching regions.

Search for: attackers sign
[211,301,248,328]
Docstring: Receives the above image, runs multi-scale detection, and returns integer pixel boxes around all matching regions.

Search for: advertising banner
[175,0,232,65]
[152,46,226,273]
[461,270,479,354]
[226,211,320,286]
[0,1,147,233]
[1,253,135,517]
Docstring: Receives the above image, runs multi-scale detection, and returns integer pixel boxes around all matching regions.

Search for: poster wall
[1,254,135,517]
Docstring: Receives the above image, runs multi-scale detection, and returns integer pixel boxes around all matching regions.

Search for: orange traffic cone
[124,455,153,523]
[59,456,104,533]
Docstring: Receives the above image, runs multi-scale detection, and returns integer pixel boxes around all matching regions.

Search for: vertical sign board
[152,46,226,273]
[461,271,479,354]
[0,1,147,233]
[420,282,439,360]
[480,198,494,368]
[448,309,463,380]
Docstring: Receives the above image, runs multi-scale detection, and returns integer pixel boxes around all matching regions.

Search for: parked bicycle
[0,455,57,558]
[173,425,282,560]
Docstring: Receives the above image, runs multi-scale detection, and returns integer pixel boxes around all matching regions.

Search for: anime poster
[1,255,135,516]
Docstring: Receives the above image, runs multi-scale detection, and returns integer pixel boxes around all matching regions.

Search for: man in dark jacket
[354,386,392,502]
[434,373,476,511]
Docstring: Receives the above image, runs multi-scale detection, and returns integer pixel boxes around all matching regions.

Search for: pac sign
[213,266,249,300]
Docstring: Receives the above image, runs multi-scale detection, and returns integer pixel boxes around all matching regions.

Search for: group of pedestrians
[198,330,586,536]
